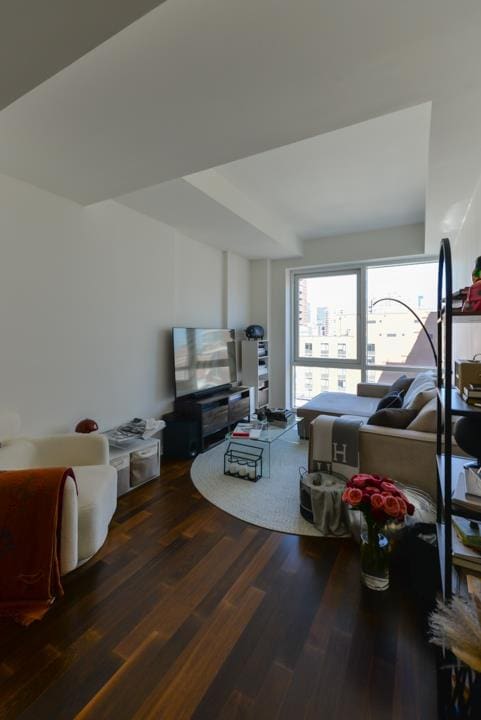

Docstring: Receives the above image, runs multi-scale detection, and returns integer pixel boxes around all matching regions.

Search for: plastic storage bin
[110,454,131,497]
[130,443,160,487]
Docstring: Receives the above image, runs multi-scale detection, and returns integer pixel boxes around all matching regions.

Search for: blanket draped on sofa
[309,414,365,477]
[0,467,76,625]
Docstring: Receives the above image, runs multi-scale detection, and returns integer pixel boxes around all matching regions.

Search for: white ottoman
[74,464,117,564]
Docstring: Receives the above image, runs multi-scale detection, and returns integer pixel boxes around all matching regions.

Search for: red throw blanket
[0,467,76,625]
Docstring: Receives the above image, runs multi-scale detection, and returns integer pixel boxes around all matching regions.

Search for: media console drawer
[229,396,250,424]
[202,405,229,435]
[172,385,253,452]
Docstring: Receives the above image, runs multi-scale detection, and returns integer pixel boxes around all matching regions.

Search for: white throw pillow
[405,387,437,411]
[407,397,438,432]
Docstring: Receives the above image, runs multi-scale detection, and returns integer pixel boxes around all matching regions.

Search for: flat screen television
[172,327,237,398]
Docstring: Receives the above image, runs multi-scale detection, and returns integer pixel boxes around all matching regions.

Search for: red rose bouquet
[342,474,415,591]
[342,473,415,525]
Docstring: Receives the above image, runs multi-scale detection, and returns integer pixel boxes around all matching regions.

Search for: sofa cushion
[407,397,438,433]
[405,387,437,412]
[367,407,418,429]
[298,392,378,419]
[390,375,414,395]
[297,392,377,438]
[376,391,404,410]
[74,464,117,562]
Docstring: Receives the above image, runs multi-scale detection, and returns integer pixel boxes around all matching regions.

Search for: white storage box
[130,443,160,487]
[110,453,130,497]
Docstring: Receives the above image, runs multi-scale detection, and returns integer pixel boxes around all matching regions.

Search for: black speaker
[245,324,265,339]
[163,413,201,459]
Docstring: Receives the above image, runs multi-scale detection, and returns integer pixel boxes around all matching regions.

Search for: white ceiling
[0,0,480,206]
[1,1,481,258]
[0,0,166,111]
[118,104,430,257]
[118,178,300,259]
[206,104,431,241]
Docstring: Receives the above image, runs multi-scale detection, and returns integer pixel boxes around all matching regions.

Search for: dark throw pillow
[390,374,414,396]
[376,391,404,410]
[367,408,418,428]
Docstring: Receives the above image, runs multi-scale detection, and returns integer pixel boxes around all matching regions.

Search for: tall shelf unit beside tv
[242,339,269,408]
[436,237,481,600]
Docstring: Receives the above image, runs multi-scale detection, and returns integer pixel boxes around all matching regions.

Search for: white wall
[0,174,249,435]
[423,86,481,361]
[451,175,481,362]
[251,223,425,406]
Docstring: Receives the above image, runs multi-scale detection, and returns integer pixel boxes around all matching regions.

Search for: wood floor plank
[115,527,258,659]
[249,661,293,720]
[217,690,254,720]
[0,458,438,720]
[134,586,265,720]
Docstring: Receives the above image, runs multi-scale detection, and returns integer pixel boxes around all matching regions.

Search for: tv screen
[173,327,237,398]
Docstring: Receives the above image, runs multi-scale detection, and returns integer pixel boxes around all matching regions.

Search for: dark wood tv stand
[174,385,252,451]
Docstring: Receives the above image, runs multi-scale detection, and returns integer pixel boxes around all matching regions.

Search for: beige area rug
[190,429,322,536]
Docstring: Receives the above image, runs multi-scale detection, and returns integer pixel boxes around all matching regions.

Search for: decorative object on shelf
[454,415,481,469]
[265,407,294,423]
[463,284,481,313]
[455,358,481,393]
[245,324,265,339]
[75,418,98,433]
[371,297,437,363]
[224,442,263,482]
[453,516,481,551]
[466,467,481,497]
[256,407,267,422]
[472,257,481,284]
[342,473,415,591]
[462,256,481,313]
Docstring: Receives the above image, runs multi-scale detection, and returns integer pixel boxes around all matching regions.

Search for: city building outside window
[292,260,436,407]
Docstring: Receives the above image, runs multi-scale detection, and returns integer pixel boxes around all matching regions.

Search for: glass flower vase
[360,516,389,591]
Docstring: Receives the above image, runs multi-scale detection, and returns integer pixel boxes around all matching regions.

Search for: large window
[292,260,436,406]
[296,272,360,361]
[366,263,437,380]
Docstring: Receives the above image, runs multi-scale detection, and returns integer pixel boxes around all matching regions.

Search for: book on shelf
[453,516,481,551]
[453,469,481,513]
[451,526,481,572]
[462,384,481,405]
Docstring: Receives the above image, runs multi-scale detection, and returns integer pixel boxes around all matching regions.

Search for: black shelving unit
[436,237,481,599]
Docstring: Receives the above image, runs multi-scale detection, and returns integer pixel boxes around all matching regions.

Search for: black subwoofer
[163,414,200,459]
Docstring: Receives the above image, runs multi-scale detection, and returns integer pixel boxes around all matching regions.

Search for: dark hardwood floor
[0,459,437,719]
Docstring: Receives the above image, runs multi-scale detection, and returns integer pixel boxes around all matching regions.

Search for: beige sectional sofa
[300,372,444,497]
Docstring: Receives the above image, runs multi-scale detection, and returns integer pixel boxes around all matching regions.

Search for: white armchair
[0,413,117,574]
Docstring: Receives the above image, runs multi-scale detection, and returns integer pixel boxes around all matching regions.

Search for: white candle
[229,462,238,475]
[248,466,256,480]
[239,464,247,477]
